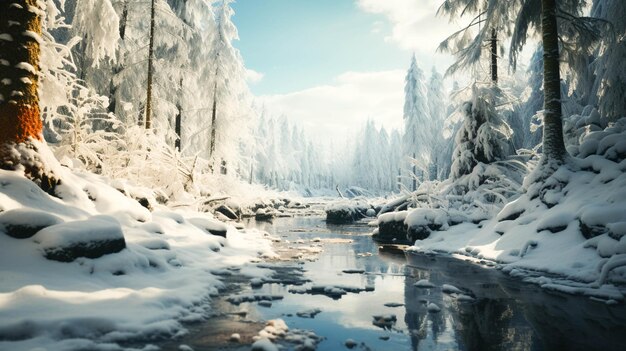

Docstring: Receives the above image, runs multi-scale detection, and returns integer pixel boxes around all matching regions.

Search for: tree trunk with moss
[0,0,58,193]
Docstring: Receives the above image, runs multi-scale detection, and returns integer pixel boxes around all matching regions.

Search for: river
[158,216,626,351]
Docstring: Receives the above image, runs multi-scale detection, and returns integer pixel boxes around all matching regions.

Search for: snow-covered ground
[0,164,279,351]
[404,116,626,301]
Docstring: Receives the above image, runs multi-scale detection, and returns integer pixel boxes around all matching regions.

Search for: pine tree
[427,68,446,180]
[439,0,606,170]
[402,55,432,190]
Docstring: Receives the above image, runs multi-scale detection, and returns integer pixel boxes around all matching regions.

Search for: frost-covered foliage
[438,0,607,73]
[589,0,626,121]
[36,0,257,197]
[516,46,544,150]
[451,86,513,179]
[71,0,119,66]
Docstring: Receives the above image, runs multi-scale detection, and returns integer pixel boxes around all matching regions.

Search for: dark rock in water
[296,308,321,318]
[579,219,606,239]
[383,302,404,308]
[375,218,410,245]
[255,209,275,222]
[344,339,358,349]
[342,269,365,274]
[216,205,239,220]
[325,202,370,224]
[33,219,127,262]
[372,314,397,329]
[0,209,63,239]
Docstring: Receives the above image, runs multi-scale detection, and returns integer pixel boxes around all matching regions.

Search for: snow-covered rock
[325,200,371,224]
[33,217,126,262]
[405,208,449,242]
[0,209,63,239]
[375,210,409,243]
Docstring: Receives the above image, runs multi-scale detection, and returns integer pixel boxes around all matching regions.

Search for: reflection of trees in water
[448,297,534,351]
[503,283,626,351]
[403,267,449,350]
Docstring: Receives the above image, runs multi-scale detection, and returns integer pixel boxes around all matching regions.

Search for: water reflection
[406,253,626,351]
[193,217,626,351]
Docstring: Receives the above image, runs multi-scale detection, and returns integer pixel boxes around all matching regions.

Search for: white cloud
[245,68,264,84]
[260,70,405,145]
[356,0,461,75]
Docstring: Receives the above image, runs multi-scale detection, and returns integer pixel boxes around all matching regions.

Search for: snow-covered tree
[427,68,446,180]
[590,0,626,120]
[439,0,608,170]
[402,55,432,190]
[206,0,248,169]
[451,86,513,179]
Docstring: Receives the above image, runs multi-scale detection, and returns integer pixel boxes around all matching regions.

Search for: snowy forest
[1,0,626,350]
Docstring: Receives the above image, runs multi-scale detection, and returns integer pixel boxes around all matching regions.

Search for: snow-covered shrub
[451,85,513,179]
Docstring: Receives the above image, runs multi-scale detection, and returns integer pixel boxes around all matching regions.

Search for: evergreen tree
[427,68,446,180]
[402,55,432,190]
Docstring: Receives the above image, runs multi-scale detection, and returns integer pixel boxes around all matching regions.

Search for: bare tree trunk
[208,68,218,160]
[541,0,566,162]
[108,0,129,116]
[175,78,183,151]
[0,0,58,192]
[412,152,417,191]
[145,0,156,129]
[491,28,498,84]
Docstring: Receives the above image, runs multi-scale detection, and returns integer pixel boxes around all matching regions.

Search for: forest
[1,0,625,350]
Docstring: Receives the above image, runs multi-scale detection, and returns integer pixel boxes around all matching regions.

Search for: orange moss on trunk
[0,0,43,145]
[0,104,43,143]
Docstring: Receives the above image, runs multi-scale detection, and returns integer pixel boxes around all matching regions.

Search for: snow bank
[409,117,626,298]
[0,166,275,351]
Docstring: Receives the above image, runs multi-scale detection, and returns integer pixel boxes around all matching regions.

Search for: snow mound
[33,217,126,262]
[0,209,63,239]
[0,167,275,350]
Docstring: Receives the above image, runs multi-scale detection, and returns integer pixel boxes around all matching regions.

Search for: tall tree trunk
[145,0,156,129]
[108,0,129,116]
[208,68,218,160]
[175,78,183,151]
[412,152,417,191]
[0,0,58,192]
[490,28,498,84]
[541,0,566,162]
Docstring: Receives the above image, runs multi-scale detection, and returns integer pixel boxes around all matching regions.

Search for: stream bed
[159,216,626,351]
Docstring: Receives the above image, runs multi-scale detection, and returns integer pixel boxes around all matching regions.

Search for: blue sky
[231,0,409,95]
[229,0,463,144]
